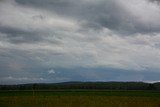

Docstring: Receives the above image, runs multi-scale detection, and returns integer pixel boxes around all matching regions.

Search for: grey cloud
[0,1,77,45]
[0,26,63,45]
[1,0,160,84]
[15,0,160,34]
[148,0,160,3]
[0,27,43,44]
[15,0,128,31]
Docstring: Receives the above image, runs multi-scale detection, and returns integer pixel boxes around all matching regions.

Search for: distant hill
[0,82,160,90]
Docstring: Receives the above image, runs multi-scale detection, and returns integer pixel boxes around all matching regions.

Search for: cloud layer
[1,0,160,84]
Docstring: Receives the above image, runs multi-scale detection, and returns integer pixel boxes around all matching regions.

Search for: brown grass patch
[0,96,160,107]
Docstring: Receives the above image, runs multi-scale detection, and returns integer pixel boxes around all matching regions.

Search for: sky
[1,0,160,84]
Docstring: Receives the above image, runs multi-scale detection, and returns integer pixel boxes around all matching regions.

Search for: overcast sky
[1,0,160,84]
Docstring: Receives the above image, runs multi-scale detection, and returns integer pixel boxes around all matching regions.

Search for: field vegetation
[1,95,160,107]
[0,82,160,107]
[0,90,160,107]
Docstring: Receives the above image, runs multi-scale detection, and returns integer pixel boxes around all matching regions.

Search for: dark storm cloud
[148,0,160,3]
[15,0,160,34]
[0,26,44,44]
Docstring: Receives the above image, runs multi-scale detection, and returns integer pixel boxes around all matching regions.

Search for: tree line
[0,82,160,90]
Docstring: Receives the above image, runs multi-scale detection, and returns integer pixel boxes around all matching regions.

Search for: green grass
[1,90,160,97]
[0,90,160,107]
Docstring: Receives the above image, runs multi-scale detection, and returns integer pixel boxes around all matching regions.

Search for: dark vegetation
[0,82,160,90]
[1,90,160,97]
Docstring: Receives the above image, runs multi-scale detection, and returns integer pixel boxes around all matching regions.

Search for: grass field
[0,90,160,107]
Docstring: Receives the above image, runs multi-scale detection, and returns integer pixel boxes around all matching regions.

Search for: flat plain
[0,90,160,107]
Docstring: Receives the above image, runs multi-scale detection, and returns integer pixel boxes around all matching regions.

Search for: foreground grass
[0,90,160,107]
[0,96,160,107]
